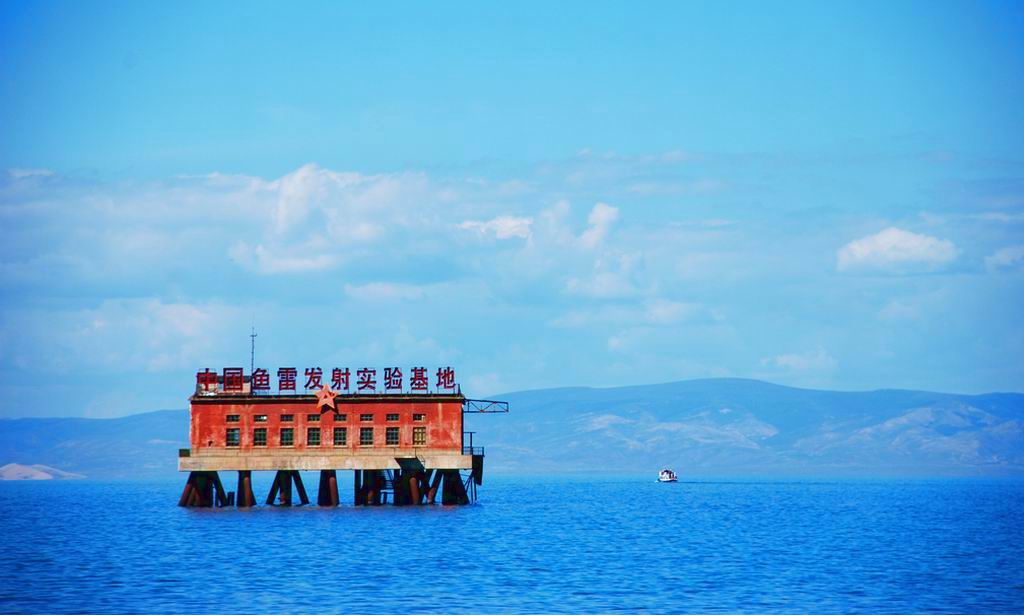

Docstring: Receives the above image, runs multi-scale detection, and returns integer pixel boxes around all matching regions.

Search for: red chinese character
[436,367,456,390]
[384,367,403,391]
[251,368,270,392]
[357,368,376,391]
[196,368,218,391]
[223,367,244,392]
[305,367,323,389]
[410,367,428,391]
[278,367,297,391]
[332,368,350,391]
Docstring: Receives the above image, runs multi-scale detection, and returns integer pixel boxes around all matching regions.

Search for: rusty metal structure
[178,373,507,508]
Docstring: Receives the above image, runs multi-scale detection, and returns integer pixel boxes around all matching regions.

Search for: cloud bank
[1,153,1022,416]
[837,227,958,273]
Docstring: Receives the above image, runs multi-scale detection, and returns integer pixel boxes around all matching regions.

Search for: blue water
[1,476,1022,613]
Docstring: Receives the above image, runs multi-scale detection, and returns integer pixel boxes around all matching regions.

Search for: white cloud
[3,298,243,373]
[625,178,723,196]
[552,300,709,329]
[974,212,1024,223]
[565,270,637,298]
[578,202,619,248]
[458,215,533,239]
[643,299,703,325]
[879,299,920,321]
[837,227,958,273]
[762,349,837,372]
[343,282,427,301]
[565,252,642,298]
[229,241,338,274]
[985,245,1024,271]
[7,168,54,179]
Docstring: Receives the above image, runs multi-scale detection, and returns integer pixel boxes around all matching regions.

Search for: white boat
[658,468,678,482]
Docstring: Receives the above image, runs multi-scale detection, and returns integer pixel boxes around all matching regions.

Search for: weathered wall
[190,395,464,453]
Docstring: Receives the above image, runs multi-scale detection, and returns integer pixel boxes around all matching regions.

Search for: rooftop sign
[196,366,458,395]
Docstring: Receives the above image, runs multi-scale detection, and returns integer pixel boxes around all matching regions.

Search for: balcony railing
[463,431,484,456]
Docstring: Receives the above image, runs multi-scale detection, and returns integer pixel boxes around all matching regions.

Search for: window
[386,427,399,446]
[281,414,294,422]
[333,413,346,421]
[253,428,267,447]
[307,414,320,422]
[281,428,294,446]
[413,426,426,446]
[254,415,268,423]
[413,413,425,422]
[226,428,240,447]
[360,427,374,446]
[386,413,399,422]
[226,414,240,423]
[333,427,347,446]
[360,414,373,422]
[307,427,321,446]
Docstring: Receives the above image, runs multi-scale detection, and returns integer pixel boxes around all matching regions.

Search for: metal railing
[463,399,509,413]
[462,431,484,456]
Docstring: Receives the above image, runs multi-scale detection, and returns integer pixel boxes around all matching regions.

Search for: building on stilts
[177,365,507,508]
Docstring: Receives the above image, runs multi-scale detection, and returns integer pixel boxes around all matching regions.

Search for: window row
[225,426,427,447]
[226,413,427,423]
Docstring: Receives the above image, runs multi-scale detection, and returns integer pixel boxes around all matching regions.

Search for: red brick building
[178,370,506,507]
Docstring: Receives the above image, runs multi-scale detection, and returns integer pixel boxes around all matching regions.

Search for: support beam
[364,470,382,506]
[237,470,256,508]
[266,470,294,506]
[353,470,364,506]
[292,471,310,506]
[178,472,197,507]
[198,472,214,507]
[428,470,443,504]
[210,472,227,507]
[327,470,339,506]
[280,471,293,506]
[441,470,469,505]
[392,470,409,506]
[266,471,282,506]
[419,469,433,505]
[440,470,453,505]
[408,471,422,505]
[318,470,339,507]
[472,454,484,485]
[453,471,469,505]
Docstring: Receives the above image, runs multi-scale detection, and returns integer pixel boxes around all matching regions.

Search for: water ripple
[0,477,1022,613]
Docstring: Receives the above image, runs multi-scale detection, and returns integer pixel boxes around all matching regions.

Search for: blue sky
[1,1,1022,417]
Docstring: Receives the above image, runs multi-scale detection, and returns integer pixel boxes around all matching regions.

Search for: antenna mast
[249,326,257,376]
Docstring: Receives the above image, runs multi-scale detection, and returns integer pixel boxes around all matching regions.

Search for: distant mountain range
[0,410,185,479]
[1,379,1022,479]
[0,463,85,480]
[467,379,1024,477]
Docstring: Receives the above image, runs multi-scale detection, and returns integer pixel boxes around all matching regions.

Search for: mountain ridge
[1,379,1021,478]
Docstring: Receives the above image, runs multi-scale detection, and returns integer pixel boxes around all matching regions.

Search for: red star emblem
[315,384,337,410]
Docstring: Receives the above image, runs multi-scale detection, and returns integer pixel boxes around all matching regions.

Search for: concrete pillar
[409,471,422,504]
[178,472,196,507]
[292,471,310,506]
[237,470,256,508]
[318,470,339,507]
